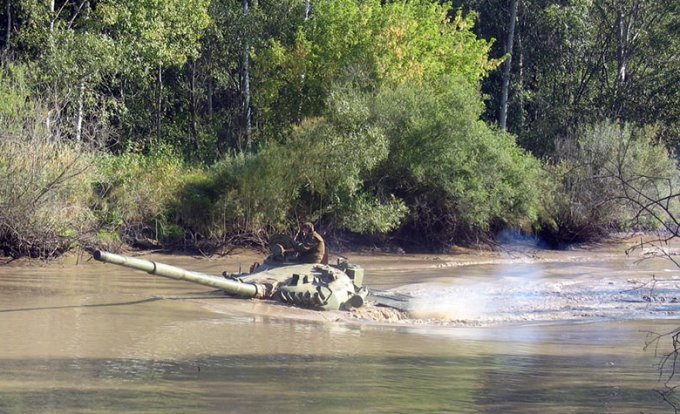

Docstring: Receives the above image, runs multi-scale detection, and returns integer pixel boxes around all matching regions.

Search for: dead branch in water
[608,140,680,411]
[644,328,680,413]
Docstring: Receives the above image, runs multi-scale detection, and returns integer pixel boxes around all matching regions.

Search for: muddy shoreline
[0,231,666,270]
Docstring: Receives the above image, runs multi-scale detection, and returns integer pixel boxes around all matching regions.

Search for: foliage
[281,86,402,233]
[97,0,210,69]
[2,1,676,255]
[94,146,187,245]
[369,78,541,246]
[253,0,500,141]
[538,121,680,245]
[9,0,211,148]
[461,0,679,157]
[176,75,540,246]
[97,0,211,149]
[0,110,98,257]
[173,84,404,239]
[0,64,35,134]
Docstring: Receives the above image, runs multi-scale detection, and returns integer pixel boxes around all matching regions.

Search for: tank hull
[93,251,368,311]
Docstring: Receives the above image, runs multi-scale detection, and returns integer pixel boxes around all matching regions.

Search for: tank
[93,250,369,311]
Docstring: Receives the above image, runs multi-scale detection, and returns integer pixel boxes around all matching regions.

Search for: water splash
[400,275,680,326]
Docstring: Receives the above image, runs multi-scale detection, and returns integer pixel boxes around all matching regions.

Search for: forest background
[0,0,678,258]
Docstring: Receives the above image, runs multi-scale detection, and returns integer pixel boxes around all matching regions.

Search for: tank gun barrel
[93,250,262,298]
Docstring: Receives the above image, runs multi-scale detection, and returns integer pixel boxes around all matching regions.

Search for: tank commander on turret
[294,222,326,264]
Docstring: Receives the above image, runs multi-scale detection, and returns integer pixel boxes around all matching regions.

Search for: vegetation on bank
[0,0,678,258]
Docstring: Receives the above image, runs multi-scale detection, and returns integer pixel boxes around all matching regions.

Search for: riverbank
[2,231,669,269]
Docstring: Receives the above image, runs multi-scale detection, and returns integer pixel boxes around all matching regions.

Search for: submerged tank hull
[93,250,368,311]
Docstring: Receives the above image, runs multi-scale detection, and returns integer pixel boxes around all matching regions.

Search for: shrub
[173,85,407,240]
[538,121,680,245]
[369,79,541,246]
[94,146,187,245]
[0,63,101,257]
[175,79,541,248]
[172,152,295,240]
[0,133,98,257]
[0,64,34,133]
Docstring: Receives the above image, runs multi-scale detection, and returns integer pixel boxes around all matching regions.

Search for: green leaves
[168,1,538,243]
[1,0,557,250]
[98,0,210,69]
[252,0,499,136]
[371,78,540,241]
[465,0,679,156]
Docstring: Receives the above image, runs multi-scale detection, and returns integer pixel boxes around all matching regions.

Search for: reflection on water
[0,247,677,413]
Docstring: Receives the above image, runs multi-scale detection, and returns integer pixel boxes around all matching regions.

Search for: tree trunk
[188,59,198,150]
[4,0,10,53]
[46,111,51,139]
[75,81,84,142]
[615,10,625,95]
[499,0,519,131]
[156,64,163,143]
[305,0,311,20]
[207,46,213,121]
[517,26,525,132]
[49,0,55,32]
[242,0,252,151]
[615,4,636,107]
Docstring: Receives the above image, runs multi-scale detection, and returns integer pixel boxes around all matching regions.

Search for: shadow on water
[0,353,667,414]
[0,294,228,314]
[0,297,165,313]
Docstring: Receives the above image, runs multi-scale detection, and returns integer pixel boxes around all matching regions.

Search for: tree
[96,0,210,146]
[370,78,541,246]
[2,0,12,55]
[499,0,518,131]
[190,1,311,154]
[253,0,499,141]
[458,0,679,157]
[7,0,210,147]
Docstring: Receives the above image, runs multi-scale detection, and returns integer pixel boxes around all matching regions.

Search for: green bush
[94,146,187,244]
[174,79,541,247]
[173,152,293,239]
[0,63,102,257]
[369,78,541,245]
[173,85,406,239]
[0,64,34,133]
[538,121,680,245]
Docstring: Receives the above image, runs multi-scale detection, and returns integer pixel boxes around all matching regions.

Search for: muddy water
[0,244,678,413]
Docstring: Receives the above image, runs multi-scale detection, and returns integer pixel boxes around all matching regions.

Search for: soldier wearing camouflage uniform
[295,222,326,264]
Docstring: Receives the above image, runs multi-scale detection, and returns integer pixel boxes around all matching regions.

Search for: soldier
[295,222,326,264]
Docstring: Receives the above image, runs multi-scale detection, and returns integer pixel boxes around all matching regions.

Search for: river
[0,241,678,413]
